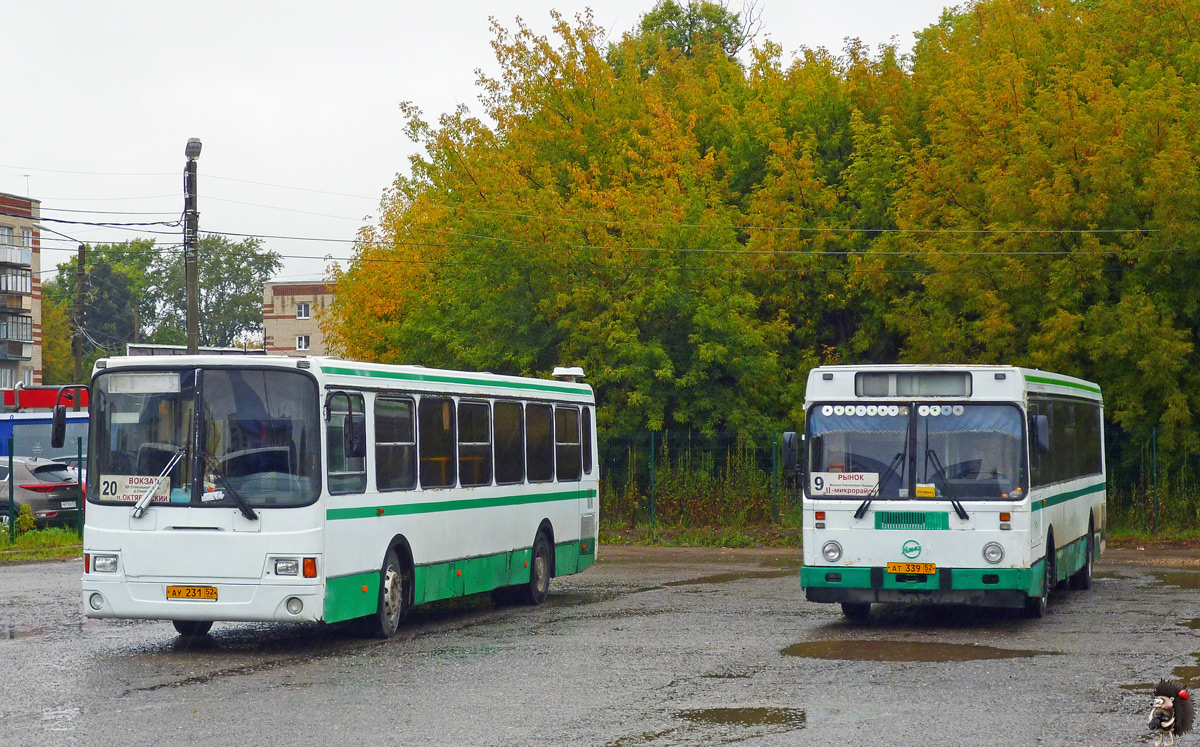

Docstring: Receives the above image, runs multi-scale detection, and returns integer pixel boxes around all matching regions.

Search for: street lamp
[184,138,202,353]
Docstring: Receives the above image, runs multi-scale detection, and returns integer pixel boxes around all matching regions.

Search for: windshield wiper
[854,451,905,520]
[131,448,186,519]
[925,449,969,521]
[207,464,259,521]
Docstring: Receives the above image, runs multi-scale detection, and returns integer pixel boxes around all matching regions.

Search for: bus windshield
[91,368,320,508]
[807,403,1026,501]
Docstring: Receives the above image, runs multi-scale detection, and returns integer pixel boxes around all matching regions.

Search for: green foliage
[15,504,35,534]
[0,526,83,563]
[325,0,1200,479]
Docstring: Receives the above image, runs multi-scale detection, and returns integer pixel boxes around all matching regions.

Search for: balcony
[0,245,32,267]
[0,341,32,360]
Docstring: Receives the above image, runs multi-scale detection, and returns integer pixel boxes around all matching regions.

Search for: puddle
[1093,570,1120,581]
[4,626,46,640]
[757,556,803,570]
[676,707,806,728]
[781,639,1050,662]
[1180,619,1200,631]
[1152,571,1200,590]
[662,570,793,587]
[702,672,753,679]
[1120,653,1200,692]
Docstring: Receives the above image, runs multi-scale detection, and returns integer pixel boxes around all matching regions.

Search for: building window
[0,367,13,388]
[21,229,31,248]
[296,302,310,320]
[296,335,310,351]
[0,227,11,247]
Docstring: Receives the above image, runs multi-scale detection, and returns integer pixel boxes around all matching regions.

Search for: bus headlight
[982,542,1005,564]
[274,559,300,576]
[93,555,119,573]
[822,541,843,562]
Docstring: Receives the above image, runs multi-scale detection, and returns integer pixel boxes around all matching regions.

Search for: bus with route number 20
[785,365,1105,619]
[74,355,599,638]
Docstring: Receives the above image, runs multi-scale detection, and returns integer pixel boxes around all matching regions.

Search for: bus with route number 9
[784,365,1105,619]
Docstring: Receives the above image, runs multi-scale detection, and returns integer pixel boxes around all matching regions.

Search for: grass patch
[0,527,82,564]
[601,523,801,549]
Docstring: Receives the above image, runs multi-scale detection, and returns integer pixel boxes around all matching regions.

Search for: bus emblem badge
[902,540,921,559]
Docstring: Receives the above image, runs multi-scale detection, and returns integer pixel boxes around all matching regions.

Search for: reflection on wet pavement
[676,706,806,728]
[1152,570,1200,590]
[781,639,1051,662]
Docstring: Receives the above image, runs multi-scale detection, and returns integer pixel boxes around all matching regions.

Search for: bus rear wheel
[173,620,213,637]
[518,532,551,606]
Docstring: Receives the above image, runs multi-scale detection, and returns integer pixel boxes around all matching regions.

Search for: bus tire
[173,619,213,637]
[518,532,551,606]
[367,549,409,639]
[841,603,870,621]
[1070,522,1093,591]
[1026,537,1054,618]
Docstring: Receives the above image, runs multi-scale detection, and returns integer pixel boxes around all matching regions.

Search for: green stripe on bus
[801,564,1036,593]
[1031,482,1105,512]
[319,365,592,395]
[325,488,598,521]
[324,570,379,623]
[1023,374,1102,395]
[324,539,597,621]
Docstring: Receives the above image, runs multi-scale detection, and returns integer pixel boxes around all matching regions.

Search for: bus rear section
[793,365,1104,619]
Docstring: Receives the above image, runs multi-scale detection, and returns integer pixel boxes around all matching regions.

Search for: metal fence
[600,427,1197,532]
[599,431,796,528]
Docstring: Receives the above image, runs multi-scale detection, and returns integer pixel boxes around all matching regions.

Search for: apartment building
[0,192,40,387]
[263,280,334,356]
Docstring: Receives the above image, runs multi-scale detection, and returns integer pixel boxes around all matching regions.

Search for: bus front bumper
[82,578,325,623]
[801,564,1034,609]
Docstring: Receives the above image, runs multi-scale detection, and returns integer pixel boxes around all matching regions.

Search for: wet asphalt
[0,547,1197,746]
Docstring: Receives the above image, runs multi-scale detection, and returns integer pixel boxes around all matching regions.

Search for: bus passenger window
[419,397,456,488]
[526,404,554,483]
[375,397,416,491]
[582,407,593,475]
[494,401,525,485]
[458,402,492,487]
[555,407,581,481]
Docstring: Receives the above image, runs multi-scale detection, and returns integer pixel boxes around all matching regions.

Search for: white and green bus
[75,356,598,638]
[787,365,1104,619]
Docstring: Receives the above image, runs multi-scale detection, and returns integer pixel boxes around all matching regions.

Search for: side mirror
[1033,414,1050,454]
[782,431,798,473]
[344,412,366,459]
[51,405,66,449]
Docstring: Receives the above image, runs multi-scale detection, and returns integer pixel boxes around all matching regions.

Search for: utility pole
[184,138,202,354]
[73,243,84,383]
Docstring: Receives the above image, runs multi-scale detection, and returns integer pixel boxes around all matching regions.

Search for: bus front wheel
[366,549,409,638]
[1025,539,1054,618]
[841,603,870,621]
[519,532,551,606]
[173,619,213,637]
[1070,523,1094,591]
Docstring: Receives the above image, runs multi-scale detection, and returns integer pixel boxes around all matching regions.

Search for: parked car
[0,456,82,528]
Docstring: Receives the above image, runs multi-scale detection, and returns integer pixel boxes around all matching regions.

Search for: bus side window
[458,401,492,487]
[375,397,416,491]
[418,397,457,489]
[582,406,593,475]
[526,403,554,483]
[326,392,366,495]
[555,406,581,481]
[494,401,525,485]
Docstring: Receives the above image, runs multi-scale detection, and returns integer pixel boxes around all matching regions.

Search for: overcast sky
[2,1,953,284]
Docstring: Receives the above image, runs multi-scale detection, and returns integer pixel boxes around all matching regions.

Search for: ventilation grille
[581,514,597,539]
[875,511,949,531]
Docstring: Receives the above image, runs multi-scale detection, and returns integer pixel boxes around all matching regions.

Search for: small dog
[1149,680,1194,747]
